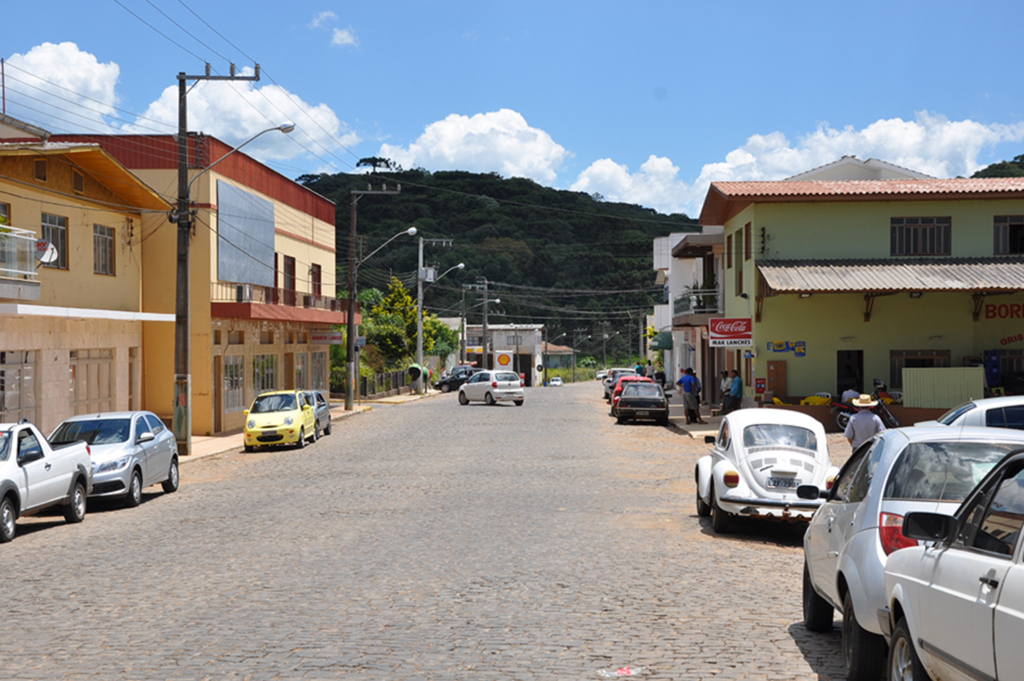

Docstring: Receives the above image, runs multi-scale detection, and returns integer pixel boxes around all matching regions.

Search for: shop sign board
[709,318,753,347]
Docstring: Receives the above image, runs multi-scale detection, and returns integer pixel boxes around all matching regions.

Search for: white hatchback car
[916,394,1024,431]
[697,408,837,532]
[549,377,563,387]
[884,448,1024,681]
[800,426,1024,681]
[458,370,524,406]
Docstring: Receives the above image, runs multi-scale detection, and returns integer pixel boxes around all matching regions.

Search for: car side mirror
[903,512,957,543]
[18,449,44,465]
[137,431,155,444]
[797,484,822,500]
[243,409,249,416]
[704,435,716,444]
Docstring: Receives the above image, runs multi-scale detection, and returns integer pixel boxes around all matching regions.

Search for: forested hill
[296,168,698,338]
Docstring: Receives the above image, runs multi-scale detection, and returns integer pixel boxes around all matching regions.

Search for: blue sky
[4,1,1024,216]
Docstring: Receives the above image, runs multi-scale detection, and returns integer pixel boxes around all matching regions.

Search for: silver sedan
[49,411,179,508]
[458,370,524,406]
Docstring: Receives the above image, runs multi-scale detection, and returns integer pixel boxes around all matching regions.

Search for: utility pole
[416,237,453,394]
[460,287,467,363]
[480,278,489,369]
[346,185,401,411]
[173,63,259,457]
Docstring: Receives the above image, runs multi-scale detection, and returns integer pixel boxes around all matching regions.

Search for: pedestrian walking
[644,360,655,378]
[719,371,731,412]
[844,394,887,451]
[726,369,742,413]
[677,368,704,425]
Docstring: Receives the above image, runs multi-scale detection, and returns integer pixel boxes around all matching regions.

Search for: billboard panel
[217,180,275,287]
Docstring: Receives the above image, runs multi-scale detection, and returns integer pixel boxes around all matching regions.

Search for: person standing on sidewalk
[726,369,742,413]
[719,371,731,412]
[844,394,886,451]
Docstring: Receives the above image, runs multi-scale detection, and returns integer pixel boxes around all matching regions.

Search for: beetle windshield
[883,441,1016,502]
[742,424,818,453]
[250,394,297,413]
[50,419,131,445]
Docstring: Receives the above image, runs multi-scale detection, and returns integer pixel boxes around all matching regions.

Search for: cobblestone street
[1,383,847,680]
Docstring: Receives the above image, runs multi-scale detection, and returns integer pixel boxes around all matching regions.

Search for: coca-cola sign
[709,318,753,347]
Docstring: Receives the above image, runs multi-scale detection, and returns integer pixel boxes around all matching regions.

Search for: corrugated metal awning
[649,331,673,350]
[757,258,1024,293]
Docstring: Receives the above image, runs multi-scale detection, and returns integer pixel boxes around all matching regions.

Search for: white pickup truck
[0,420,93,543]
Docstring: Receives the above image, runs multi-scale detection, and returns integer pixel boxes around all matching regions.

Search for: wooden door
[767,360,787,400]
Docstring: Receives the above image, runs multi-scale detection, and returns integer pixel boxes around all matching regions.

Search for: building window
[891,217,951,256]
[260,330,274,345]
[735,229,744,296]
[34,159,47,181]
[311,263,322,298]
[253,354,277,395]
[224,355,245,412]
[128,347,140,411]
[0,203,10,268]
[726,234,733,269]
[228,330,244,345]
[311,351,327,391]
[93,224,115,275]
[70,349,114,414]
[42,213,68,269]
[506,336,523,345]
[73,169,85,193]
[0,351,39,424]
[889,349,951,389]
[295,352,309,390]
[995,216,1024,255]
[744,222,752,260]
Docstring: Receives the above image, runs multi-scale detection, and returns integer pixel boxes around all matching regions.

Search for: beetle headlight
[284,417,294,426]
[94,456,131,474]
[247,420,256,429]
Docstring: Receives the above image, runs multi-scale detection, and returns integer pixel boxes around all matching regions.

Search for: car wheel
[64,480,86,524]
[514,400,523,406]
[485,392,495,406]
[162,457,180,494]
[658,416,670,427]
[835,411,850,431]
[244,444,255,453]
[711,483,730,533]
[458,391,469,405]
[695,472,711,517]
[324,420,332,436]
[842,590,886,681]
[124,469,143,508]
[296,428,306,449]
[802,561,834,632]
[616,416,626,424]
[0,496,16,543]
[312,424,319,442]
[889,618,930,681]
[441,383,451,393]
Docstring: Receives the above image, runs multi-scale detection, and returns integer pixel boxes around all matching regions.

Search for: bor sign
[709,318,753,347]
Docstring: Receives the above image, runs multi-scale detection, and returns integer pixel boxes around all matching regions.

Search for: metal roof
[670,233,722,257]
[757,258,1024,293]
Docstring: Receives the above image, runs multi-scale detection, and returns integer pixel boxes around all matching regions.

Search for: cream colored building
[0,120,174,432]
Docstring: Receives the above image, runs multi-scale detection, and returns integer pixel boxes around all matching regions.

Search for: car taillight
[826,476,836,490]
[613,395,620,404]
[520,380,525,387]
[879,512,917,555]
[492,381,498,388]
[86,444,92,456]
[724,470,740,487]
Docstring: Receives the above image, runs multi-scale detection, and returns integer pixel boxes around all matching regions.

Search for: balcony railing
[673,287,722,316]
[0,227,40,281]
[211,282,346,313]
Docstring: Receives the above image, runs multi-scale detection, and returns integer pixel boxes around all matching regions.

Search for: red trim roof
[699,178,1024,225]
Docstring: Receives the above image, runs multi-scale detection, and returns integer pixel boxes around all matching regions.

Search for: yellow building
[0,119,174,432]
[51,133,346,437]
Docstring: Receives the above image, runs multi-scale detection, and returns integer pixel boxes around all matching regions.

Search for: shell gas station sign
[494,351,513,368]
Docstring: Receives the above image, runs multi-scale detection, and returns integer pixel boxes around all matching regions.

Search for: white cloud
[378,109,569,184]
[332,27,359,47]
[574,112,1024,216]
[6,42,120,131]
[309,11,337,29]
[124,69,360,163]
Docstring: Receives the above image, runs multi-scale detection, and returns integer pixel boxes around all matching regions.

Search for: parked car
[549,377,563,387]
[915,394,1024,431]
[603,368,637,401]
[884,447,1024,681]
[614,382,669,425]
[49,411,179,507]
[595,370,609,381]
[458,370,524,406]
[243,390,318,452]
[435,365,483,393]
[799,426,1024,681]
[610,375,653,411]
[697,409,837,532]
[303,391,332,438]
[0,420,92,543]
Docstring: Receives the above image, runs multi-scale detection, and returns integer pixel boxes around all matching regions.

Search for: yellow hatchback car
[243,390,317,452]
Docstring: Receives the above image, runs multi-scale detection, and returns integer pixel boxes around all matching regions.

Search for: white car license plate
[263,429,277,437]
[767,476,799,489]
[636,410,649,416]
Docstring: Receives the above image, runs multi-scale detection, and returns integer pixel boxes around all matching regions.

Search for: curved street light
[416,261,465,393]
[345,226,418,410]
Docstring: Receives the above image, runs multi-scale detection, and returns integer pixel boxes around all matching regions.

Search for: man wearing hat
[844,394,886,450]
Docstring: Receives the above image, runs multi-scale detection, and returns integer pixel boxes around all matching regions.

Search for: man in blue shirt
[727,369,742,413]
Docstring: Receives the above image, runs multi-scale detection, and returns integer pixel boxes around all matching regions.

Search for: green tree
[972,154,1024,178]
[423,315,459,365]
[362,277,418,367]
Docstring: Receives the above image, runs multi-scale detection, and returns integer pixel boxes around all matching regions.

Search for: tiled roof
[699,177,1024,225]
[758,258,1024,293]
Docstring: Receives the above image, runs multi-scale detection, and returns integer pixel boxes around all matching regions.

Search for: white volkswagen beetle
[697,408,838,533]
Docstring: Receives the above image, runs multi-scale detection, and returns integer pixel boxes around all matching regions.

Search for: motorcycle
[830,379,900,431]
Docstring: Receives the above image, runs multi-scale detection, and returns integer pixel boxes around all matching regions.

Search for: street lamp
[172,121,295,457]
[602,331,620,369]
[345,226,417,411]
[417,260,464,394]
[572,333,591,383]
